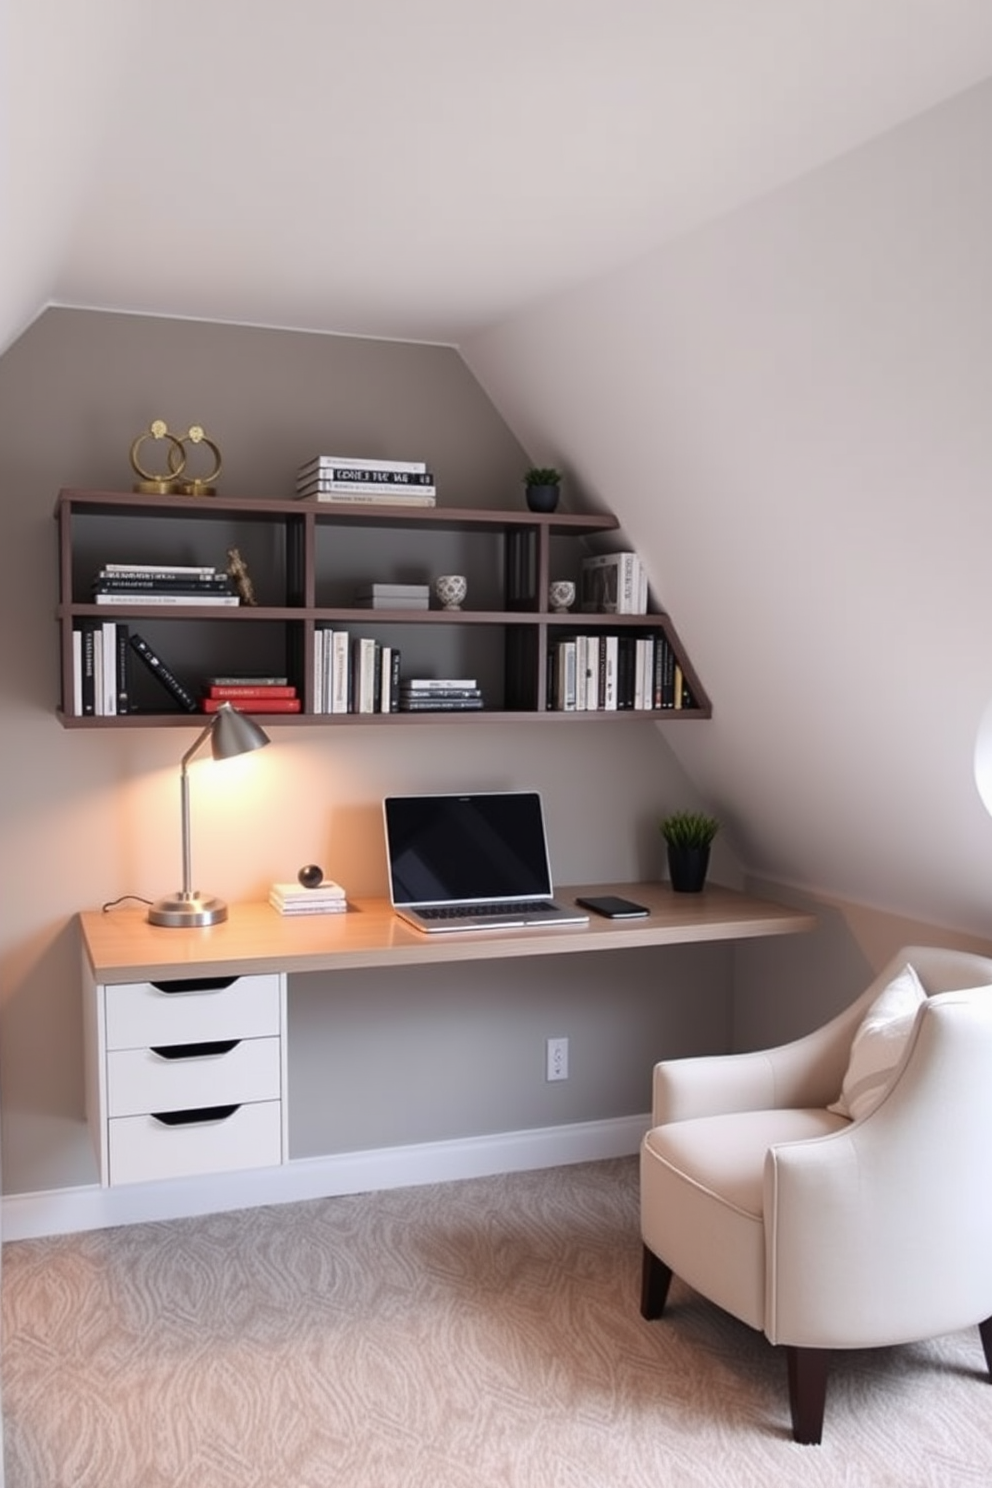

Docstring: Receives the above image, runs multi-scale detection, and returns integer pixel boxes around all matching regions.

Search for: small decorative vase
[548,580,576,613]
[667,844,710,893]
[526,483,560,513]
[435,573,467,610]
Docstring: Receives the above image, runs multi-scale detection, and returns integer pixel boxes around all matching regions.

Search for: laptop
[383,791,590,933]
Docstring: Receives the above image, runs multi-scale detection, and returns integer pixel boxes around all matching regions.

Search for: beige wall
[0,308,731,1200]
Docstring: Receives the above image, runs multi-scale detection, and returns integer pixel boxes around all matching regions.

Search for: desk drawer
[108,1100,282,1186]
[107,1036,281,1118]
[105,974,281,1050]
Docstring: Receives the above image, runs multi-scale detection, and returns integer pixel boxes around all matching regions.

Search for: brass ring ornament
[129,420,186,494]
[176,425,222,496]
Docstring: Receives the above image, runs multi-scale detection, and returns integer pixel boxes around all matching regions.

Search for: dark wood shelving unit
[55,488,711,727]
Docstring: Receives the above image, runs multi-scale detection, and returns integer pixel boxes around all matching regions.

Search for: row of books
[312,630,401,714]
[547,633,697,713]
[91,562,239,608]
[579,552,649,615]
[294,454,437,507]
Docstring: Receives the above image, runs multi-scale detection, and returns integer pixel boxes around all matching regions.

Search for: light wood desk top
[79,882,816,984]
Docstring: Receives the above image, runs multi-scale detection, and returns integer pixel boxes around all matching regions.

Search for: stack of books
[399,678,484,712]
[579,552,648,614]
[72,620,135,716]
[199,677,302,714]
[92,563,239,606]
[354,583,430,610]
[295,456,437,506]
[546,633,696,712]
[269,880,348,915]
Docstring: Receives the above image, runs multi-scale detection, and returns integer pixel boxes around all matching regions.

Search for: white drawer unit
[83,967,288,1188]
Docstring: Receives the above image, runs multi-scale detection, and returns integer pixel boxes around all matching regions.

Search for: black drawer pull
[150,977,239,994]
[151,1104,240,1127]
[150,1040,240,1061]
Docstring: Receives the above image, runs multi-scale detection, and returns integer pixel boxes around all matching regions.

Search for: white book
[331,631,350,714]
[584,635,601,711]
[296,485,437,502]
[94,592,240,606]
[102,563,216,575]
[102,621,117,716]
[313,627,325,714]
[354,584,430,598]
[404,678,477,691]
[71,628,83,716]
[298,455,427,475]
[270,880,346,901]
[379,645,392,713]
[574,635,587,712]
[269,897,348,916]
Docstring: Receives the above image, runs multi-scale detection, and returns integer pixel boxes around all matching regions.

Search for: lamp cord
[101,895,153,912]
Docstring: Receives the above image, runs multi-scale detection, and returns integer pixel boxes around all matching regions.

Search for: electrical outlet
[546,1036,569,1082]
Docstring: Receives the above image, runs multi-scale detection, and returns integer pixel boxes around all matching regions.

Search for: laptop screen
[384,792,554,906]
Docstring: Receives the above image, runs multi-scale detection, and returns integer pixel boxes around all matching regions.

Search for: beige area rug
[3,1157,991,1488]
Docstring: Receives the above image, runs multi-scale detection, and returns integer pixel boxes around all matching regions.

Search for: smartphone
[576,895,650,919]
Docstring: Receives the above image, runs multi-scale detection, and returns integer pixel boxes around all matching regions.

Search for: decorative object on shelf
[226,547,258,605]
[129,419,186,494]
[148,702,271,928]
[660,810,720,893]
[270,877,347,915]
[176,425,223,496]
[435,573,467,610]
[524,466,562,513]
[548,579,576,613]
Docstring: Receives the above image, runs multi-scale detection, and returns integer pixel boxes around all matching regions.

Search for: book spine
[297,491,437,506]
[102,563,216,575]
[128,632,199,712]
[296,469,435,488]
[115,623,131,714]
[80,622,96,716]
[399,698,484,711]
[94,592,240,606]
[298,455,427,475]
[200,697,302,713]
[205,685,298,699]
[331,632,350,713]
[389,647,400,713]
[296,486,437,501]
[71,627,83,716]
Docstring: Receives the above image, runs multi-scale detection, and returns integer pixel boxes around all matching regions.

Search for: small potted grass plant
[660,810,720,893]
[524,466,562,513]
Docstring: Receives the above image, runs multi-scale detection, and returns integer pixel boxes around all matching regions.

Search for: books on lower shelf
[312,629,400,715]
[579,552,648,615]
[546,633,697,713]
[399,679,483,712]
[199,696,302,714]
[269,879,348,915]
[70,620,133,716]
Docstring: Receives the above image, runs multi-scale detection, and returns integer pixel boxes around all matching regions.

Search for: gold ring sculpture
[176,426,222,497]
[129,420,186,494]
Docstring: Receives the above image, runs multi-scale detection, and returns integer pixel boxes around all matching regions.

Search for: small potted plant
[524,466,562,513]
[660,810,720,893]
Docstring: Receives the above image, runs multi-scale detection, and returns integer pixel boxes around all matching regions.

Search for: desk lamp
[148,702,271,927]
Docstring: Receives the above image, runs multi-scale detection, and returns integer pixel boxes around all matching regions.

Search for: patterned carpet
[3,1157,991,1488]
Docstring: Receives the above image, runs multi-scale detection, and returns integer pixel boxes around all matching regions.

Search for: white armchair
[640,945,992,1443]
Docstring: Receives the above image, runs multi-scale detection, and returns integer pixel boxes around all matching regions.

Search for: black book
[115,623,131,715]
[79,622,97,716]
[128,632,199,712]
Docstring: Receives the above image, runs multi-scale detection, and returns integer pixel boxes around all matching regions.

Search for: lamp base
[147,891,229,928]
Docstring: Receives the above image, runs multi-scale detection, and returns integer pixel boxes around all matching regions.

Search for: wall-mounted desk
[78,883,815,1192]
[80,882,815,984]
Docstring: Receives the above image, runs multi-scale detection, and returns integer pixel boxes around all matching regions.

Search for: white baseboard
[1,1114,650,1241]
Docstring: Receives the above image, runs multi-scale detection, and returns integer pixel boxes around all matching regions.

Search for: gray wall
[0,308,732,1198]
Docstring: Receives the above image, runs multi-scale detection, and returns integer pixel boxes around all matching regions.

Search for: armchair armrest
[653,992,872,1125]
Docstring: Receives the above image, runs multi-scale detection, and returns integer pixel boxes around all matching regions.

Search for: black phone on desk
[576,895,649,919]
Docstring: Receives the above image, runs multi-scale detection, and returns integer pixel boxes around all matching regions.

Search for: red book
[199,697,302,714]
[205,684,297,699]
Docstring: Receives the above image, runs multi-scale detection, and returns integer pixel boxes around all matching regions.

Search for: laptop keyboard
[418,901,559,921]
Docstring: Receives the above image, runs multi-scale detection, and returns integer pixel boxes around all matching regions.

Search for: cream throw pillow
[828,963,926,1121]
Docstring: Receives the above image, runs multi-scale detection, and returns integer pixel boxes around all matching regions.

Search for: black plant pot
[525,483,560,513]
[667,844,710,893]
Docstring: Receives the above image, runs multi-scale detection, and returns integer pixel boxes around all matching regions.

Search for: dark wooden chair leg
[640,1244,673,1319]
[785,1346,829,1445]
[978,1316,992,1378]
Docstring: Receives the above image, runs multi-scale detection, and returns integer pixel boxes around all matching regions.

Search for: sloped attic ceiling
[5,0,992,353]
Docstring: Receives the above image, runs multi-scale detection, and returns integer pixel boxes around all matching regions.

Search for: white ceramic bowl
[548,579,576,613]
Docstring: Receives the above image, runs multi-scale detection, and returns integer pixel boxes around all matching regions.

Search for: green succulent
[660,811,720,848]
[524,467,562,487]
